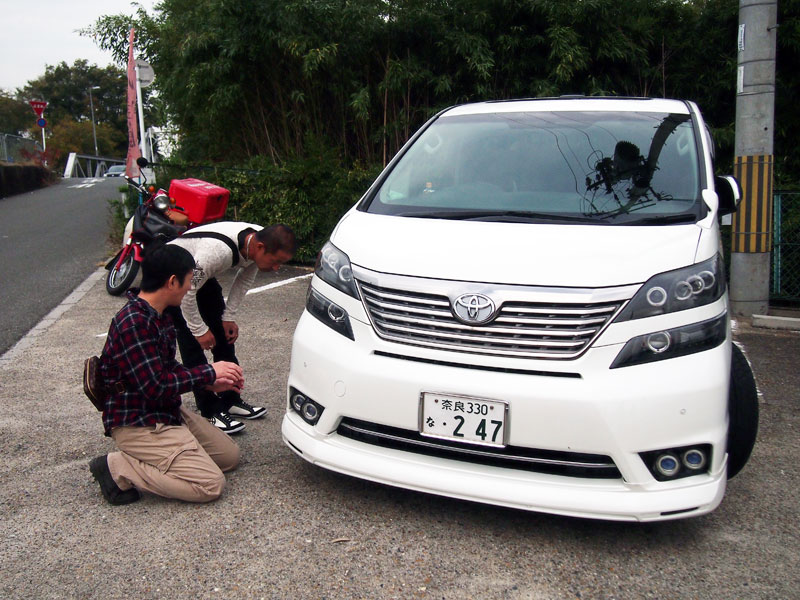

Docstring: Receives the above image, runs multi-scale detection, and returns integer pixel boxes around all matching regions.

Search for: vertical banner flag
[125,27,142,178]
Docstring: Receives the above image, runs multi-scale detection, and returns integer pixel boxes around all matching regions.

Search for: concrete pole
[730,0,778,316]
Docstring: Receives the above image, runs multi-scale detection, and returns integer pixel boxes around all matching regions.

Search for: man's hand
[207,361,244,393]
[196,330,216,351]
[222,320,239,344]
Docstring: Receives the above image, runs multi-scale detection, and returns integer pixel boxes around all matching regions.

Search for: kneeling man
[90,244,244,505]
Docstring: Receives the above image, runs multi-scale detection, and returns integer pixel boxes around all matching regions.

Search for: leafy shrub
[155,138,380,263]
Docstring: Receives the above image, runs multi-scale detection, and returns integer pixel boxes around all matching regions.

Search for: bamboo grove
[88,0,800,259]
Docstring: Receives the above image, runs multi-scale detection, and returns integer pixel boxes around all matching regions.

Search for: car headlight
[614,254,725,322]
[306,287,354,340]
[316,241,358,298]
[610,313,727,369]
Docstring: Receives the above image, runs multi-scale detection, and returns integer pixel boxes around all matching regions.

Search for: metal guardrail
[772,191,800,303]
[1,133,41,163]
[62,152,124,178]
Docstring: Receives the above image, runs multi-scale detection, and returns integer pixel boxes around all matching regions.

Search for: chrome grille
[357,280,623,359]
[338,418,621,479]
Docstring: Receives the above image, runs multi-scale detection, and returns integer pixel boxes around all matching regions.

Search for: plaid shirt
[100,290,215,436]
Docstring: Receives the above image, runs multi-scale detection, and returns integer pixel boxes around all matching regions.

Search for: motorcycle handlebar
[124,176,149,196]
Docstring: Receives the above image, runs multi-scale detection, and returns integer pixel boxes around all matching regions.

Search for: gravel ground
[0,267,798,600]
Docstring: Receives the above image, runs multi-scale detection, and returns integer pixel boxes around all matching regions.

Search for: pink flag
[125,27,142,178]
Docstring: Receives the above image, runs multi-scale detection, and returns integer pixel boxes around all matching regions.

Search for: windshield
[363,110,703,224]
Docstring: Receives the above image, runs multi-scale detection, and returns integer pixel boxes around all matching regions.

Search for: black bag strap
[179,231,240,267]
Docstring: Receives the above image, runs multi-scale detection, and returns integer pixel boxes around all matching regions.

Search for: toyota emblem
[452,293,496,325]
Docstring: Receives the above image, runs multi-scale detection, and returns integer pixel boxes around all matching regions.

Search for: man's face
[167,270,194,306]
[253,247,292,272]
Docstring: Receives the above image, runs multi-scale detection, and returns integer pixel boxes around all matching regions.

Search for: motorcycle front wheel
[106,249,139,295]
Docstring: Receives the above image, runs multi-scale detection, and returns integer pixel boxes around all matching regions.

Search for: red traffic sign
[37,118,46,128]
[29,100,48,118]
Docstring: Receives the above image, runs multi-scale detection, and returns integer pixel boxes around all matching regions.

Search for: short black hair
[140,243,195,292]
[254,224,297,256]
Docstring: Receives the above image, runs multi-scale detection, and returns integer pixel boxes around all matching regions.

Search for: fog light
[291,393,306,413]
[655,453,680,477]
[640,444,712,481]
[288,387,325,425]
[301,402,320,423]
[682,449,707,471]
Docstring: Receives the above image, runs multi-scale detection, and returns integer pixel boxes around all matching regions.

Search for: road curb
[752,314,800,331]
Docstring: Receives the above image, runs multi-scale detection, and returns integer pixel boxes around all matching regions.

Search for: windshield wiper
[396,209,595,223]
[620,213,698,225]
[467,211,597,223]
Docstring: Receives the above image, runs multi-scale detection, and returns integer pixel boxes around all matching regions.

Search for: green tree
[46,119,125,161]
[776,0,800,187]
[18,60,130,159]
[0,91,32,136]
[85,0,799,183]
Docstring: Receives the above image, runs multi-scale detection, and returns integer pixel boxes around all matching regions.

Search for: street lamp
[88,86,100,156]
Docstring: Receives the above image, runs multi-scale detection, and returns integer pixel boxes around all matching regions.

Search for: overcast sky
[0,0,158,92]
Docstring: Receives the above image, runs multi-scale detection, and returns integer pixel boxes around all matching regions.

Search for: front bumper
[283,302,730,522]
[283,413,726,522]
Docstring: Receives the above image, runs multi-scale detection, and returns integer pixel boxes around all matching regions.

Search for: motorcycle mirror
[136,157,149,168]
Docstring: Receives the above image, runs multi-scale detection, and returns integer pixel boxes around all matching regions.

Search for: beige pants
[107,406,240,503]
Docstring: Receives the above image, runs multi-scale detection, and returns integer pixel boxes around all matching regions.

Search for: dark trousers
[167,278,240,417]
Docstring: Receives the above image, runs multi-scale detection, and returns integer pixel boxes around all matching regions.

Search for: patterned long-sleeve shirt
[100,290,215,436]
[169,222,262,337]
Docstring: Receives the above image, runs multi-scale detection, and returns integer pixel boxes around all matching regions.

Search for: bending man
[167,222,295,433]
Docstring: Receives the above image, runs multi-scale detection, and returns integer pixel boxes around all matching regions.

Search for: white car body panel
[283,97,736,521]
[335,210,703,288]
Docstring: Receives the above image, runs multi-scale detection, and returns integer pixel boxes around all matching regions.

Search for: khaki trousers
[107,406,240,503]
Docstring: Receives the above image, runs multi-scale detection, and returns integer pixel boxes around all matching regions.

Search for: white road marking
[68,178,104,189]
[247,273,312,295]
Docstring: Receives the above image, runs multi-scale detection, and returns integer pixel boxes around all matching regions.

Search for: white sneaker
[209,412,245,434]
[227,400,266,420]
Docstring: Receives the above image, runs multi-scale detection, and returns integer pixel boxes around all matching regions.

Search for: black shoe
[209,412,246,434]
[89,455,141,505]
[227,399,266,420]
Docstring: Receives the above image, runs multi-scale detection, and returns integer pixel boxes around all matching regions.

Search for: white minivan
[282,97,759,522]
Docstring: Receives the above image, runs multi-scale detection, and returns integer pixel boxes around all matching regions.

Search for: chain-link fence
[1,133,41,163]
[772,191,800,303]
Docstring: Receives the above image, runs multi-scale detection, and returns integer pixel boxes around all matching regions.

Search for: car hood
[332,210,702,287]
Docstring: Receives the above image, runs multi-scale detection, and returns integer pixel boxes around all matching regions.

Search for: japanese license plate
[420,392,507,448]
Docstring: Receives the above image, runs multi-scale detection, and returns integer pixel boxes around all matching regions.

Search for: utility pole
[88,86,100,156]
[730,0,778,316]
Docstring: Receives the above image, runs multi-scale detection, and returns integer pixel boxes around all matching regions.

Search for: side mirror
[136,156,149,168]
[716,175,741,217]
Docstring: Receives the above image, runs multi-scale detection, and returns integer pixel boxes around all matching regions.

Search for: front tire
[106,249,139,296]
[727,343,759,479]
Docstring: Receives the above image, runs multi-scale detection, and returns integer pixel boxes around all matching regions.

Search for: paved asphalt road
[0,177,118,355]
[0,262,797,599]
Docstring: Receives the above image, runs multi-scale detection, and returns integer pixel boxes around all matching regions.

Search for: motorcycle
[105,157,229,295]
